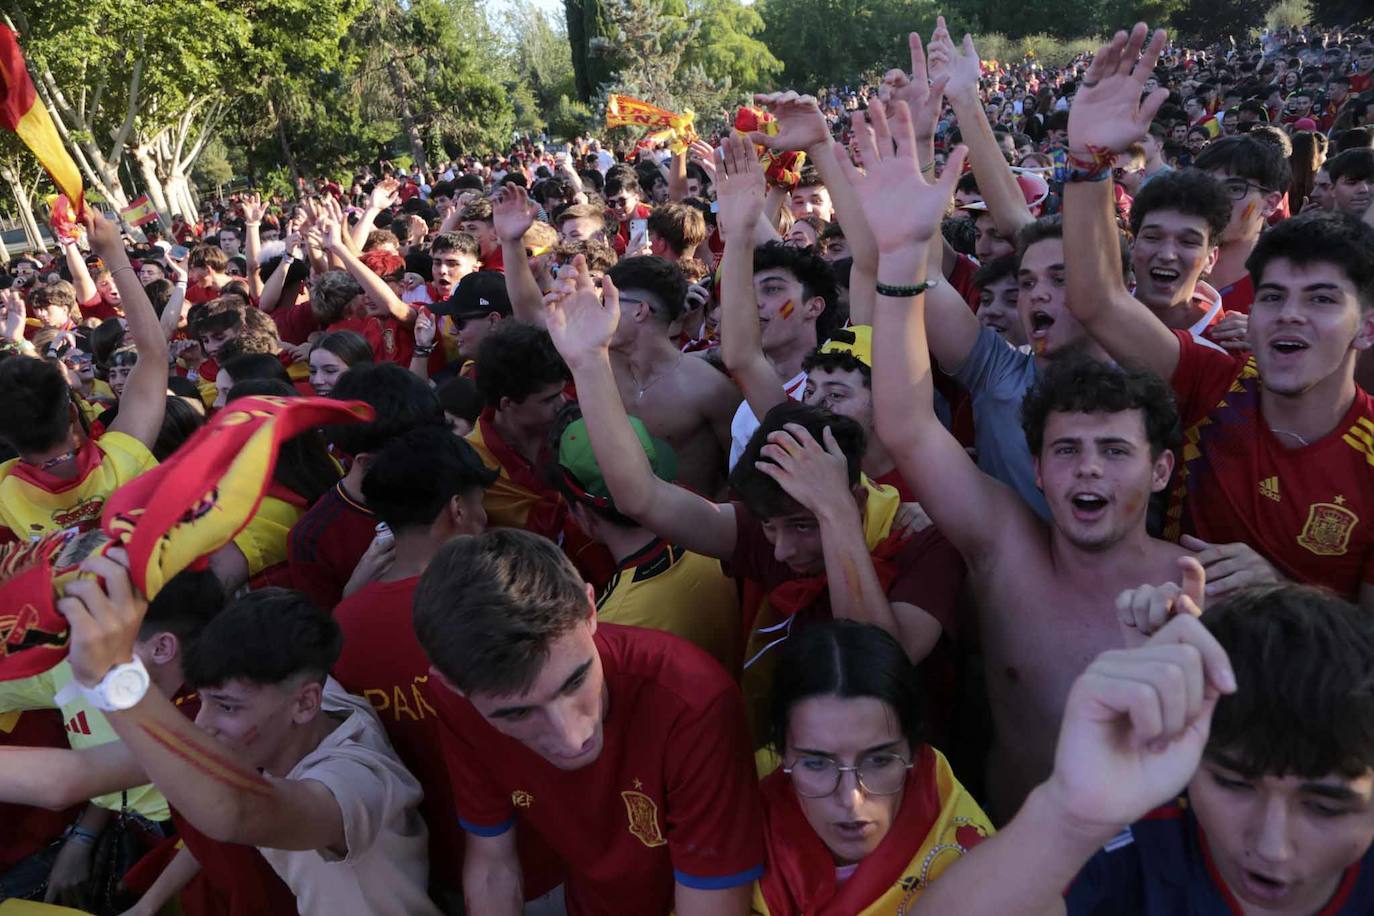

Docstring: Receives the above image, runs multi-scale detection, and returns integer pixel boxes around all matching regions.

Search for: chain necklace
[632,353,683,399]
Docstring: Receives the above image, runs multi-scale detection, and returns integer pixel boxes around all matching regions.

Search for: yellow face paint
[779,299,795,319]
[1241,199,1258,224]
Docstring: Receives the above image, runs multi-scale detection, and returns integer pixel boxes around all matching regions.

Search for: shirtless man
[846,98,1192,821]
[495,185,741,496]
[602,256,740,496]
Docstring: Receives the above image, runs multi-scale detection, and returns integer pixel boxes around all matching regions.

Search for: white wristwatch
[57,656,151,712]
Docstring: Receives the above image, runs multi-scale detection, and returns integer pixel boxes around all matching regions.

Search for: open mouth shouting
[1146,266,1181,291]
[1267,335,1310,361]
[1068,491,1110,521]
[1237,867,1295,904]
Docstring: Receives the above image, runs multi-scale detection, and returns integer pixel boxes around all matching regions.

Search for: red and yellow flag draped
[605,94,696,153]
[0,27,83,215]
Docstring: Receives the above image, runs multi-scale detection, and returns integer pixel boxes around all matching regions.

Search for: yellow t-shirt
[0,662,170,821]
[596,541,741,677]
[231,493,306,577]
[0,431,156,539]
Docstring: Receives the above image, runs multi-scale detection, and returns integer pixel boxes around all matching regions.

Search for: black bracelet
[413,346,436,358]
[875,278,939,298]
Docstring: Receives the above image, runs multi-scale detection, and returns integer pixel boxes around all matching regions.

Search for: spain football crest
[620,788,666,847]
[1297,497,1357,557]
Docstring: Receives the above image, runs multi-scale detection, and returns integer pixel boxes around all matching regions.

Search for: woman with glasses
[752,620,993,914]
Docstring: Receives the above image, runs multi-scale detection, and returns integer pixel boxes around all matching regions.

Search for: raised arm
[848,103,1033,563]
[322,217,416,325]
[350,178,398,252]
[0,740,146,810]
[928,20,1034,241]
[86,212,167,449]
[910,614,1236,915]
[492,185,546,326]
[1062,25,1180,380]
[750,91,879,325]
[62,237,99,306]
[257,232,300,315]
[242,193,267,299]
[716,132,788,420]
[545,255,739,559]
[57,555,349,853]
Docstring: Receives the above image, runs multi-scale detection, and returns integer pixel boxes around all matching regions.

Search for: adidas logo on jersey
[1259,476,1281,503]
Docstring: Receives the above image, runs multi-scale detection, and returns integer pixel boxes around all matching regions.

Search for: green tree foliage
[758,0,943,89]
[678,0,783,91]
[1169,0,1274,44]
[1306,0,1368,25]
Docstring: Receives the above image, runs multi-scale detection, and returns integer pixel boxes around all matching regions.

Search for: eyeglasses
[1220,178,1271,201]
[783,753,913,798]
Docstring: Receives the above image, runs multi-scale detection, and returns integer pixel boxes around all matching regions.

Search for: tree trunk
[1,164,42,254]
[268,98,302,182]
[130,145,175,226]
[387,61,428,171]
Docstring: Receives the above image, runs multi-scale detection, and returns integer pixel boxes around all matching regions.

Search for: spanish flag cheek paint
[779,299,795,319]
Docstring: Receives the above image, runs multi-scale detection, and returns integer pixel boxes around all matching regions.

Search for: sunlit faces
[978,275,1026,347]
[138,261,165,284]
[754,269,823,357]
[1130,211,1218,313]
[1209,170,1278,244]
[1189,757,1374,914]
[107,359,136,401]
[308,348,350,397]
[685,176,704,199]
[195,677,322,773]
[1333,172,1371,217]
[1033,409,1173,552]
[784,695,912,865]
[430,251,479,297]
[461,617,607,770]
[785,220,821,250]
[454,312,503,361]
[459,220,499,257]
[1017,236,1086,358]
[199,326,238,361]
[605,191,640,224]
[788,185,833,224]
[972,213,1014,262]
[1249,258,1374,398]
[559,217,605,244]
[96,273,122,306]
[30,300,71,330]
[803,366,872,429]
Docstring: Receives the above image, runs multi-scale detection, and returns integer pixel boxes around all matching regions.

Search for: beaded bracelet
[875,278,940,298]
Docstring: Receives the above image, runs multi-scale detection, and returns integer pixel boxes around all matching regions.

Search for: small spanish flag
[0,27,83,215]
[119,193,157,226]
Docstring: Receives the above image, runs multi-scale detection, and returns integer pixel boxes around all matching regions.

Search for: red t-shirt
[186,283,220,306]
[286,482,376,612]
[612,204,654,256]
[332,577,463,878]
[1167,330,1374,600]
[375,315,414,366]
[271,300,319,347]
[329,316,386,362]
[1351,71,1373,94]
[79,293,121,323]
[0,710,80,871]
[947,253,982,311]
[872,466,917,503]
[1219,274,1254,315]
[429,624,765,916]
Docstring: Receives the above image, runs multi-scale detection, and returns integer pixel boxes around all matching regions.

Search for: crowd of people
[0,13,1372,916]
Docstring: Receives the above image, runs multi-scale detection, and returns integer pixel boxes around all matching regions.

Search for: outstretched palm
[1068,24,1170,154]
[544,254,620,369]
[749,92,830,153]
[926,17,981,100]
[713,132,766,240]
[833,102,966,253]
[493,185,536,243]
[883,32,949,141]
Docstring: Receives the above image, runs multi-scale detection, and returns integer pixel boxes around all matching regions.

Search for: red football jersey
[1167,331,1374,599]
[0,710,79,871]
[429,624,764,915]
[287,482,376,612]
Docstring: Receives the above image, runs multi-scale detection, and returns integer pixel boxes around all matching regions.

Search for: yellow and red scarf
[0,396,372,680]
[754,745,993,916]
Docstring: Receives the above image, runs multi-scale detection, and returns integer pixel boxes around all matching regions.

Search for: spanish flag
[0,27,83,215]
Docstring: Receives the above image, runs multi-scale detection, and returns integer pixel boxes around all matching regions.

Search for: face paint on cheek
[1032,337,1048,355]
[1241,200,1257,223]
[241,725,260,747]
[779,299,795,320]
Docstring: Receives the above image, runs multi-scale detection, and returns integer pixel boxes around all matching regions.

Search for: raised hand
[368,178,400,211]
[493,184,537,243]
[414,309,437,348]
[1045,614,1236,836]
[748,92,831,153]
[713,131,767,241]
[688,139,718,182]
[318,215,345,252]
[926,16,981,101]
[832,101,967,253]
[1068,24,1170,155]
[241,193,268,225]
[82,208,124,258]
[755,424,854,516]
[1115,556,1205,640]
[882,32,950,141]
[544,253,620,370]
[0,287,25,342]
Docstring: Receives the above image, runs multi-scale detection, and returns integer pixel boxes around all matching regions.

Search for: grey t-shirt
[951,326,1051,520]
